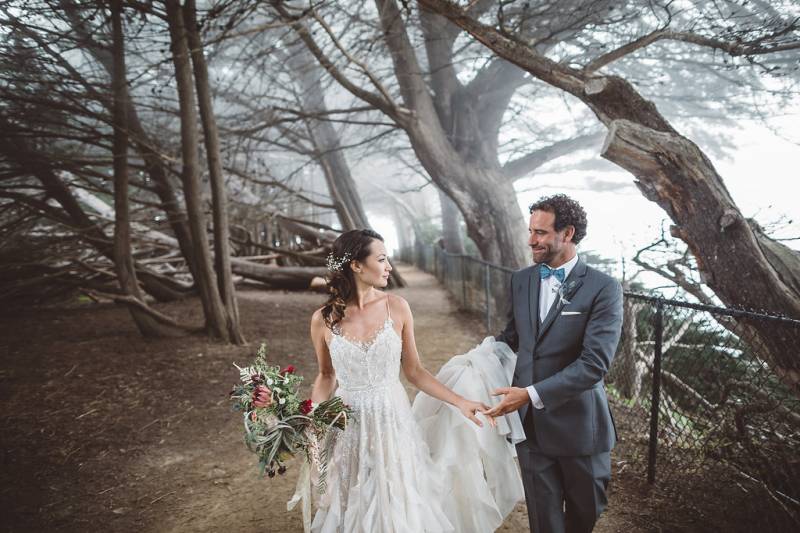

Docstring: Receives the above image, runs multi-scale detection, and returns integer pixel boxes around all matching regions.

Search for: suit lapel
[537,259,587,341]
[528,265,541,339]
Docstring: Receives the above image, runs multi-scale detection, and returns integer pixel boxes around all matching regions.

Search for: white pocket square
[561,311,583,315]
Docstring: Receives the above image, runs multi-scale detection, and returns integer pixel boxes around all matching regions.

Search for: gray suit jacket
[496,258,623,457]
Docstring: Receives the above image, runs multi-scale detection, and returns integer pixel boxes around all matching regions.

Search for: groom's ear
[563,225,576,243]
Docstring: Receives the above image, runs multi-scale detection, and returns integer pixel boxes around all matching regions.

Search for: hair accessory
[326,251,351,272]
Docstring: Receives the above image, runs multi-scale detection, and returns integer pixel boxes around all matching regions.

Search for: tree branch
[502,131,605,181]
[269,1,403,122]
[584,27,800,74]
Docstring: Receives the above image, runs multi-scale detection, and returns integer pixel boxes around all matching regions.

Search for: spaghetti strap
[385,295,391,322]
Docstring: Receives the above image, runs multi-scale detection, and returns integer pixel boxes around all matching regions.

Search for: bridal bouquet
[230,343,353,480]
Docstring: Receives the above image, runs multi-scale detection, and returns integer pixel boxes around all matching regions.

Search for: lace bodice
[310,298,523,533]
[329,317,402,392]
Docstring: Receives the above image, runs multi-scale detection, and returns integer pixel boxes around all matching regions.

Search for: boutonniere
[552,280,578,306]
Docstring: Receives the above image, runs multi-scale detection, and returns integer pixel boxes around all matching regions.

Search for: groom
[485,194,623,533]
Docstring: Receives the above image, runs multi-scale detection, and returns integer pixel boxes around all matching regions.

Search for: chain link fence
[400,244,800,530]
[399,244,514,334]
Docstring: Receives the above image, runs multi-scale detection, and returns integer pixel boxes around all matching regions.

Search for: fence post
[484,263,491,333]
[647,300,664,484]
[461,255,467,309]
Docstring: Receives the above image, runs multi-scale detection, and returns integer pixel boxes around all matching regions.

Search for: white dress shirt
[527,254,579,410]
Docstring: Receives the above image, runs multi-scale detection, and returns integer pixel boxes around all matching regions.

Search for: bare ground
[2,265,671,532]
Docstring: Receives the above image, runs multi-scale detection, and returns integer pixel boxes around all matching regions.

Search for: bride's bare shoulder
[310,307,326,328]
[386,293,411,318]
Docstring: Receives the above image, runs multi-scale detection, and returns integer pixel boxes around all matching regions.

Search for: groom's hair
[529,194,587,244]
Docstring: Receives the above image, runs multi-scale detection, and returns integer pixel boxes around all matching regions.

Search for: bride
[305,229,524,533]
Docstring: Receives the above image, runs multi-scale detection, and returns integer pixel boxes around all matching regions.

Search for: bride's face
[352,239,392,288]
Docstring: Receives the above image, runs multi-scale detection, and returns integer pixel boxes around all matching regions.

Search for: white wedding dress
[300,302,525,532]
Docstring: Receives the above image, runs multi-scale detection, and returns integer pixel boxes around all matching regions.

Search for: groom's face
[528,210,571,265]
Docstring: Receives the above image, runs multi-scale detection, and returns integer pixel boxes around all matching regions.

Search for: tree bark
[392,203,414,254]
[276,0,605,268]
[607,292,644,399]
[285,39,370,231]
[165,0,232,342]
[438,189,465,254]
[183,0,245,344]
[419,0,800,387]
[602,120,800,383]
[59,0,199,283]
[230,259,327,290]
[110,0,180,337]
[273,0,529,268]
[275,214,338,245]
[375,0,529,268]
[283,37,406,287]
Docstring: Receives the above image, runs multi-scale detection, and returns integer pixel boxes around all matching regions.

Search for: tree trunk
[407,125,529,267]
[183,0,245,344]
[607,291,643,399]
[276,215,337,245]
[286,41,370,230]
[601,119,800,385]
[60,0,199,284]
[165,0,232,342]
[274,0,529,269]
[284,37,406,287]
[438,189,465,254]
[110,0,179,337]
[230,259,327,290]
[392,204,414,253]
[374,0,529,268]
[0,117,190,302]
[419,0,800,388]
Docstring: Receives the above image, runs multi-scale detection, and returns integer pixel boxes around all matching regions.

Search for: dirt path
[1,265,645,532]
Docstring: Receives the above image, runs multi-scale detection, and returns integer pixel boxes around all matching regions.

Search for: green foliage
[230,343,353,483]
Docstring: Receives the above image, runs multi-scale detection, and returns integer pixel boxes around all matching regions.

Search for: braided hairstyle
[322,229,384,330]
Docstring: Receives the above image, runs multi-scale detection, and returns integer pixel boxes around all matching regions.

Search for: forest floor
[1,265,728,532]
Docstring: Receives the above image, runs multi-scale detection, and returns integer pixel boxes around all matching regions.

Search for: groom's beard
[531,246,554,264]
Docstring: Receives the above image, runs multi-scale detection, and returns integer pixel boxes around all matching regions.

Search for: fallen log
[230,258,328,290]
[275,215,339,245]
[229,234,327,266]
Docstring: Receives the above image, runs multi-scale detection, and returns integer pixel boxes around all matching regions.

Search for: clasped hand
[483,386,529,418]
[456,386,529,428]
[456,398,496,428]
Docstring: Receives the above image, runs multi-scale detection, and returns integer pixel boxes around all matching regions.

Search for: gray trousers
[516,414,611,533]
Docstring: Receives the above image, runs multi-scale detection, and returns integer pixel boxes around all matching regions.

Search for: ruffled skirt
[311,381,453,533]
[310,338,525,532]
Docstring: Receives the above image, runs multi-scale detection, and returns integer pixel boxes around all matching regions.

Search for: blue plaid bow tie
[540,265,565,282]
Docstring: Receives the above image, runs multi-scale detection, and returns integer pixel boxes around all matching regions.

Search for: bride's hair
[322,229,384,330]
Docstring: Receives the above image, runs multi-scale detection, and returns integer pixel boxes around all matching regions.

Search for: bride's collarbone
[337,315,391,343]
[340,300,392,340]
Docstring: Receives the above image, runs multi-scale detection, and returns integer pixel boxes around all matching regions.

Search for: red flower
[300,399,314,415]
[252,385,272,408]
[281,365,296,375]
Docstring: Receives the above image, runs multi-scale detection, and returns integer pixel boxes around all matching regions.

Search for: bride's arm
[309,309,337,404]
[394,296,491,427]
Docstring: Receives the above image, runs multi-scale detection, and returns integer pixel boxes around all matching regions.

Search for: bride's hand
[456,398,496,428]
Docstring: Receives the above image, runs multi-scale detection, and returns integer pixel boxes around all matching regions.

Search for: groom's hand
[484,387,529,417]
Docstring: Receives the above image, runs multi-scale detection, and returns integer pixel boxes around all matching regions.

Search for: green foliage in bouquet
[230,343,353,484]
